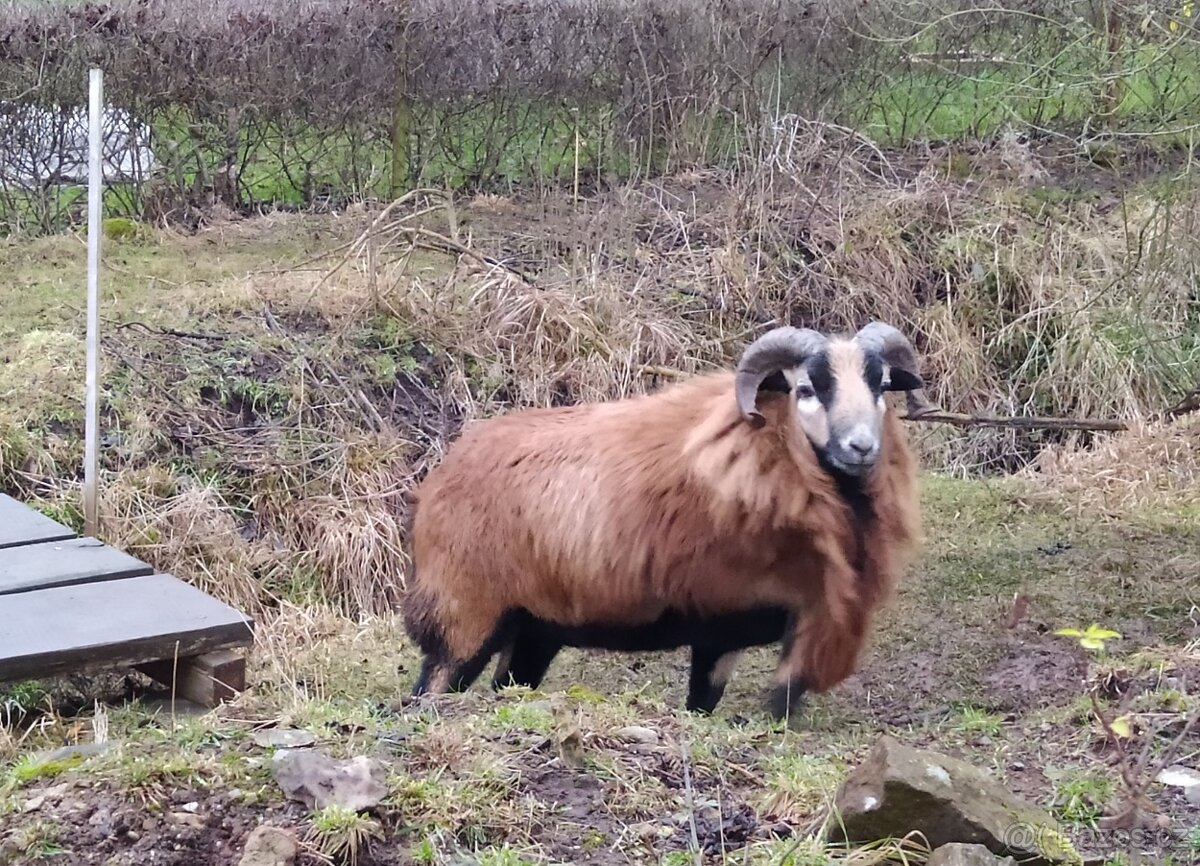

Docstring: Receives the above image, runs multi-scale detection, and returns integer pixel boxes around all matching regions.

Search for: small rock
[180,802,200,813]
[828,735,1078,866]
[170,812,205,829]
[238,825,298,866]
[251,729,316,750]
[1186,786,1200,807]
[43,782,72,801]
[88,807,114,837]
[271,749,387,811]
[1156,765,1200,789]
[928,843,1017,866]
[616,725,660,745]
[22,795,46,813]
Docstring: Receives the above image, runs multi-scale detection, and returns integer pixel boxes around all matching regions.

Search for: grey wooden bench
[0,493,255,707]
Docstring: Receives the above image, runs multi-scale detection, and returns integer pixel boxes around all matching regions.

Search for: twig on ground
[900,407,1129,433]
[399,224,535,284]
[109,320,227,342]
[1163,387,1200,420]
[678,735,704,866]
[302,189,451,307]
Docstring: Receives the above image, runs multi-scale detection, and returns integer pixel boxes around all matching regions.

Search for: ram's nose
[842,426,879,461]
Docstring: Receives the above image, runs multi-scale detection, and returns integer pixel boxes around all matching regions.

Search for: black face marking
[863,352,885,397]
[803,352,835,408]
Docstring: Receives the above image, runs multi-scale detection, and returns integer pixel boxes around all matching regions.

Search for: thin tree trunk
[390,2,412,199]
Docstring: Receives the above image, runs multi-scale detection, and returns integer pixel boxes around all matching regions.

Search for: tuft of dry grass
[1029,413,1200,519]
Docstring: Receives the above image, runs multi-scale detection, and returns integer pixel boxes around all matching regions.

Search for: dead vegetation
[1,128,1200,865]
[2,130,1198,622]
[1030,413,1200,520]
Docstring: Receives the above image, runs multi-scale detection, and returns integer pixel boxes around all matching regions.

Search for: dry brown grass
[1029,413,1200,519]
[4,130,1199,620]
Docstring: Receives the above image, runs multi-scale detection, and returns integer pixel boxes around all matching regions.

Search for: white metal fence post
[84,68,103,537]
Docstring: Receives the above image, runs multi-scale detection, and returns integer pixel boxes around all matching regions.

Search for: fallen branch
[900,408,1129,433]
[302,188,452,307]
[1163,387,1200,421]
[110,319,227,342]
[396,224,535,284]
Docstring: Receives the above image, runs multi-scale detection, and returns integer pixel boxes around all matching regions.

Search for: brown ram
[402,322,928,717]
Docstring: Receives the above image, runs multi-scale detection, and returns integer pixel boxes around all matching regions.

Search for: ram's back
[408,372,810,625]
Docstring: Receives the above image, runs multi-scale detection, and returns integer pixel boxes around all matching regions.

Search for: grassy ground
[1,472,1197,866]
[1,140,1199,865]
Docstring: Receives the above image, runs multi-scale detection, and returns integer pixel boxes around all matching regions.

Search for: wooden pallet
[0,494,254,707]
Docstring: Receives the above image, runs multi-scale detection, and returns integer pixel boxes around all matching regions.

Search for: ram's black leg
[686,646,742,714]
[767,609,810,721]
[493,629,561,690]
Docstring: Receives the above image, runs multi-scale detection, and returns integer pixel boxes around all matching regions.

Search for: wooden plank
[0,573,255,683]
[0,536,154,596]
[0,494,76,550]
[138,650,247,708]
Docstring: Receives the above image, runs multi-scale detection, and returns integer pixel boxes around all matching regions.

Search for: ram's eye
[795,384,816,401]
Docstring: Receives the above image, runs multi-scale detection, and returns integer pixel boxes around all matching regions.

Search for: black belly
[515,605,791,652]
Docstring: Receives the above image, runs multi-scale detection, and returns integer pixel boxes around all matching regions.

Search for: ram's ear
[883,366,923,392]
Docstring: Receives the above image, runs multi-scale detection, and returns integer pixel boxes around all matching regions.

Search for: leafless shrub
[2,0,1197,234]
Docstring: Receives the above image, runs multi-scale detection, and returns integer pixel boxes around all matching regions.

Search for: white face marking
[793,370,822,414]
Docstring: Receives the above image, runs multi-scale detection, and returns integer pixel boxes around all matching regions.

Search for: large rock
[238,825,297,866]
[928,843,1016,866]
[827,736,1081,866]
[271,750,388,812]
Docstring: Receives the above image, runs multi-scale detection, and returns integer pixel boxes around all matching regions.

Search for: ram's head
[734,322,931,478]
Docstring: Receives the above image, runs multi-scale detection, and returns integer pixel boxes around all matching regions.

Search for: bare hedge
[1,0,1198,233]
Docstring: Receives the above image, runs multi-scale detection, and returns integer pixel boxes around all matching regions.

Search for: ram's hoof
[767,680,810,722]
[387,692,433,714]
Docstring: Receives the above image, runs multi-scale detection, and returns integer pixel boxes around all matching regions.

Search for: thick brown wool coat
[407,369,920,692]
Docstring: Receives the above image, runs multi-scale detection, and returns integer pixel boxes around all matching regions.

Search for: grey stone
[237,825,297,866]
[169,811,206,829]
[271,749,387,811]
[615,725,660,745]
[252,729,317,749]
[928,843,1017,866]
[87,807,114,837]
[828,736,1081,866]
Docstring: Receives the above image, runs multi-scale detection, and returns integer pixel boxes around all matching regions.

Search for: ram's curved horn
[735,327,829,427]
[854,321,934,416]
